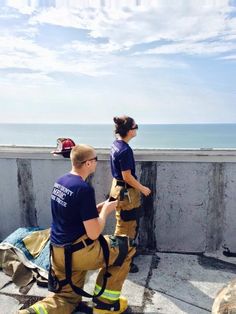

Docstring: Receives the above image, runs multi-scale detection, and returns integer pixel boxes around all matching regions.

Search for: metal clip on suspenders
[48,234,111,298]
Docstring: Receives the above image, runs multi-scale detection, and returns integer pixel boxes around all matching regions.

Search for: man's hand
[84,200,118,240]
[101,200,117,217]
[96,201,105,213]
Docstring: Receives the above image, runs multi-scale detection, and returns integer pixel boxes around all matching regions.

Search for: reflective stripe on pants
[32,304,48,314]
[94,283,121,301]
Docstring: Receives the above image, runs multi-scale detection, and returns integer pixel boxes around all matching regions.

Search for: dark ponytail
[113,115,134,138]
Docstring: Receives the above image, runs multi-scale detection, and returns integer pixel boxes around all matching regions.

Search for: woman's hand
[122,169,151,196]
[141,185,151,196]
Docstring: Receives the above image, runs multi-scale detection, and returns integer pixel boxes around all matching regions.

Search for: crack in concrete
[142,253,212,313]
[151,288,211,313]
[142,254,161,313]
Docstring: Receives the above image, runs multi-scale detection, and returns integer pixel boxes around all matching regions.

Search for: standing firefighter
[109,116,151,273]
[19,144,135,314]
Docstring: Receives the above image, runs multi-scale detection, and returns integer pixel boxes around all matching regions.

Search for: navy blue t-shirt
[110,139,137,180]
[50,173,98,246]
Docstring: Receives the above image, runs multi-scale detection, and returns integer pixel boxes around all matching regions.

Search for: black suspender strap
[112,236,129,267]
[120,207,142,221]
[48,235,111,298]
[95,234,111,295]
[115,180,132,189]
[48,244,67,293]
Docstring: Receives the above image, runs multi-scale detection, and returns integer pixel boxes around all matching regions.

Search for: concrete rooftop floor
[1,251,236,314]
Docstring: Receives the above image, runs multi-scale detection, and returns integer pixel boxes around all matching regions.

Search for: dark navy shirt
[50,173,98,246]
[110,139,137,180]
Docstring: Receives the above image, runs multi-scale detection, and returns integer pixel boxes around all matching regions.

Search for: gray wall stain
[138,161,157,250]
[16,159,38,227]
[206,163,225,252]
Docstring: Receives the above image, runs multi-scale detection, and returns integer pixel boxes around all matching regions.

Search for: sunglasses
[81,156,98,163]
[130,124,138,130]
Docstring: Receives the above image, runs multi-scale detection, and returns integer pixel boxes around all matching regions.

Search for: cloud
[3,71,56,86]
[68,41,121,54]
[221,54,236,60]
[0,0,236,94]
[0,35,57,72]
[144,41,236,56]
[27,0,236,53]
[0,33,112,79]
[5,0,35,15]
[1,0,235,81]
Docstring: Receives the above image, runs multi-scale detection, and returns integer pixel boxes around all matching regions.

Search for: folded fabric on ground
[0,227,50,289]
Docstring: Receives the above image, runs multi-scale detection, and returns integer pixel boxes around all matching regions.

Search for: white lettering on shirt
[51,183,74,208]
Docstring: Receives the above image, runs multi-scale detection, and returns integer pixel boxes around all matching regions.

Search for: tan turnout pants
[19,234,135,314]
[109,179,141,240]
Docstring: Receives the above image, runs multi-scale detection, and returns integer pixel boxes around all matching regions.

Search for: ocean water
[0,123,236,149]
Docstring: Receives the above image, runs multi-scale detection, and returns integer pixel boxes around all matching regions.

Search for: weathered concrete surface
[1,253,236,313]
[153,162,209,252]
[144,290,210,314]
[17,159,37,227]
[1,147,236,254]
[0,159,20,238]
[223,163,236,252]
[138,161,157,251]
[150,253,236,313]
[31,159,70,227]
[0,294,20,313]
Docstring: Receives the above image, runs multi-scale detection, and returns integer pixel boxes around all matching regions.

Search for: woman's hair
[113,115,134,137]
[70,144,95,168]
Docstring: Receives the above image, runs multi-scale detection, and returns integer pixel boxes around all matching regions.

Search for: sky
[0,0,236,124]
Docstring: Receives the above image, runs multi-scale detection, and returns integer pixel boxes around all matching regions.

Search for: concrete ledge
[1,146,236,162]
[1,146,236,253]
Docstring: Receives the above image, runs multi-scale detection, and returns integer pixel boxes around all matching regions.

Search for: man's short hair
[71,144,95,168]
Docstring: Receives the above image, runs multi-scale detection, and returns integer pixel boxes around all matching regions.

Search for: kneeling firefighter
[109,116,152,273]
[19,144,135,314]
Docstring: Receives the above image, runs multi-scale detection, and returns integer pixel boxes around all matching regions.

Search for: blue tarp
[1,227,50,272]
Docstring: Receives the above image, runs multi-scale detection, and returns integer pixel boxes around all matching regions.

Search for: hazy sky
[0,0,236,124]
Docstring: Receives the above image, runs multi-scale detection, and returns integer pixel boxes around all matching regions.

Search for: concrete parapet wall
[1,146,236,253]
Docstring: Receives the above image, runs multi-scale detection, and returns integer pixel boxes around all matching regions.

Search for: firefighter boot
[93,296,128,314]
